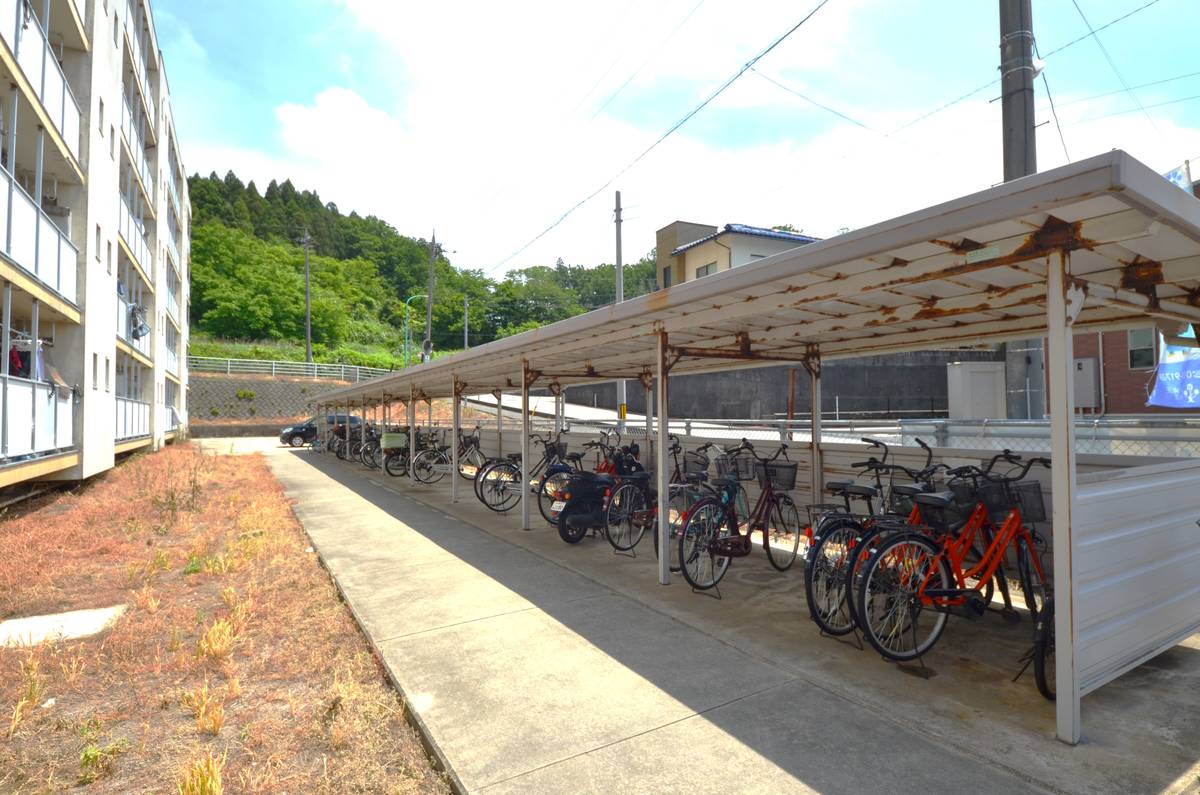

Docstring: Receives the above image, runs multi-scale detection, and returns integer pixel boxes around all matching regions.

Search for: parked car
[280,415,360,447]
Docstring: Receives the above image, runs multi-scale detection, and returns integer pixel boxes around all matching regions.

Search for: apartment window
[696,262,717,278]
[105,358,111,391]
[94,225,101,259]
[92,353,98,389]
[113,14,119,48]
[662,267,671,288]
[1128,328,1157,370]
[98,99,104,131]
[106,241,112,274]
[109,126,115,159]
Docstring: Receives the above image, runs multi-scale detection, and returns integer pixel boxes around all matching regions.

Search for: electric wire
[1034,41,1070,162]
[751,67,871,129]
[489,0,833,274]
[1068,0,1159,134]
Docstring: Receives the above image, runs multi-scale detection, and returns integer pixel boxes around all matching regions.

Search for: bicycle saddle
[892,483,932,497]
[685,472,709,484]
[914,491,956,509]
[827,481,878,498]
[621,471,651,481]
[565,452,584,462]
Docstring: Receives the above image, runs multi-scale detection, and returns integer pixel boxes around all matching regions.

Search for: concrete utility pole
[300,228,314,363]
[464,295,469,349]
[424,231,436,363]
[614,191,626,430]
[1000,0,1037,181]
[999,0,1041,418]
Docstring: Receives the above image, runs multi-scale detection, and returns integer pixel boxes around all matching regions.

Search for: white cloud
[179,1,1200,276]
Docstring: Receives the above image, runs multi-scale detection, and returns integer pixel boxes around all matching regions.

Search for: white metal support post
[451,379,461,503]
[644,382,652,444]
[1047,252,1080,744]
[408,390,417,486]
[655,332,670,585]
[494,389,503,457]
[520,362,532,530]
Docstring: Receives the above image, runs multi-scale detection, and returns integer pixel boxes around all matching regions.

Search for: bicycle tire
[384,451,407,477]
[473,459,497,502]
[857,533,952,662]
[845,523,900,631]
[764,495,802,571]
[605,482,650,551]
[804,517,862,636]
[413,449,448,484]
[480,462,521,512]
[537,470,572,526]
[1017,531,1049,622]
[1034,597,1056,701]
[459,447,486,480]
[678,498,734,590]
[556,503,589,544]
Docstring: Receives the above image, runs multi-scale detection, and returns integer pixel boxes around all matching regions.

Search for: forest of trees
[188,171,656,367]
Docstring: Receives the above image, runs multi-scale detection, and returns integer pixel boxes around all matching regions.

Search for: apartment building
[0,0,189,489]
[655,221,820,288]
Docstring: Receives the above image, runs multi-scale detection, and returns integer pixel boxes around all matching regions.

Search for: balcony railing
[0,0,82,160]
[116,295,151,358]
[165,169,182,213]
[0,167,77,303]
[120,95,153,199]
[123,0,153,116]
[2,375,73,458]
[115,396,150,441]
[118,194,150,273]
[165,287,179,323]
[164,228,180,268]
[165,346,178,375]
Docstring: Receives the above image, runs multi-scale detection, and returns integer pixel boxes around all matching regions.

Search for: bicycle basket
[948,479,978,513]
[715,452,756,482]
[682,450,709,476]
[550,442,568,460]
[757,461,797,492]
[977,479,1013,521]
[1014,480,1046,523]
[380,432,408,451]
[887,490,914,516]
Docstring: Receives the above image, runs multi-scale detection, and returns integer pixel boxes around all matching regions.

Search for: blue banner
[1148,328,1200,408]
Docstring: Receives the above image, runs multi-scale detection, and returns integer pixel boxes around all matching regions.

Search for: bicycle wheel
[605,482,650,551]
[459,448,486,480]
[369,445,383,470]
[678,498,733,590]
[651,484,691,572]
[804,518,861,636]
[538,471,573,526]
[764,495,802,571]
[857,533,952,662]
[474,460,497,502]
[413,450,448,484]
[845,524,899,631]
[384,451,408,477]
[1017,531,1049,622]
[1034,597,1056,701]
[480,462,521,512]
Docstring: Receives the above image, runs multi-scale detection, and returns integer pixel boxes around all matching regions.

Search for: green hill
[187,172,655,368]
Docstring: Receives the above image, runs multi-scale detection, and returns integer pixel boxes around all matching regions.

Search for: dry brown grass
[0,443,448,793]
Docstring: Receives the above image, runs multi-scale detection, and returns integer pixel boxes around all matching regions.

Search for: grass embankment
[0,444,448,793]
[190,334,461,371]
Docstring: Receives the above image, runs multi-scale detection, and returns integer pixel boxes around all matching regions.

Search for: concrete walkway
[222,441,1052,795]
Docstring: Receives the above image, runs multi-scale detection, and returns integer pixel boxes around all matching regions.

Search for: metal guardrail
[188,356,392,382]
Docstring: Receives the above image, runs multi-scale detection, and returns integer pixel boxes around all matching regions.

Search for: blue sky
[154,0,1200,272]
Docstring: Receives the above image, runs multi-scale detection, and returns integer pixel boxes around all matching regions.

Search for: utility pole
[614,191,626,431]
[463,295,469,349]
[424,231,436,363]
[999,0,1041,418]
[299,228,313,363]
[1000,0,1036,181]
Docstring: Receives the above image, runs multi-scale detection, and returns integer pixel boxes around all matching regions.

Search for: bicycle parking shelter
[316,150,1200,745]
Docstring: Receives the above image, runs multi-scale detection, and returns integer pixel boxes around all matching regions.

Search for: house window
[696,262,717,278]
[106,241,112,274]
[92,353,98,389]
[98,99,104,130]
[104,357,111,391]
[662,267,672,288]
[1128,328,1156,369]
[109,126,115,159]
[95,224,101,259]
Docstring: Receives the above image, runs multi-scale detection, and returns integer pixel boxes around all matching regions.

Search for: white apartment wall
[727,235,810,269]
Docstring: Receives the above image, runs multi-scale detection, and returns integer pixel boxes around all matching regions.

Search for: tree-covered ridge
[187,171,655,365]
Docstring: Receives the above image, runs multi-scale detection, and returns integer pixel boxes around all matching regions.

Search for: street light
[403,294,428,368]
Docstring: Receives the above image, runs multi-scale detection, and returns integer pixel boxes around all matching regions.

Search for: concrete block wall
[189,373,351,423]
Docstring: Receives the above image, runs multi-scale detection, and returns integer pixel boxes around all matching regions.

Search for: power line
[1034,41,1070,162]
[591,0,709,120]
[1065,93,1200,125]
[887,0,1163,136]
[1068,0,1159,134]
[751,67,871,129]
[1043,68,1200,110]
[489,0,834,274]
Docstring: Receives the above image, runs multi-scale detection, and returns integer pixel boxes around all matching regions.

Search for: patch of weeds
[78,738,129,783]
[202,552,235,576]
[134,584,160,613]
[177,750,225,795]
[196,619,235,661]
[183,554,203,576]
[182,678,225,736]
[209,407,219,417]
[235,390,255,402]
[168,626,184,652]
[76,716,102,742]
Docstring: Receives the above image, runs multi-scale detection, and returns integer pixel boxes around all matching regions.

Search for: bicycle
[382,425,411,477]
[675,440,802,590]
[475,431,574,516]
[410,428,455,484]
[456,425,487,480]
[855,453,1051,662]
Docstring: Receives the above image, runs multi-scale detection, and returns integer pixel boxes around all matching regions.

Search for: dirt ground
[0,443,449,794]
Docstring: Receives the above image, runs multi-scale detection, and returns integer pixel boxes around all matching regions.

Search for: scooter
[555,442,644,544]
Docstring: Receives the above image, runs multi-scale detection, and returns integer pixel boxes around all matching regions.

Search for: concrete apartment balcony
[2,374,73,458]
[120,94,154,201]
[122,0,155,125]
[165,346,178,376]
[0,0,82,162]
[118,194,151,274]
[116,295,151,359]
[0,165,78,304]
[115,395,149,441]
[165,286,179,325]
